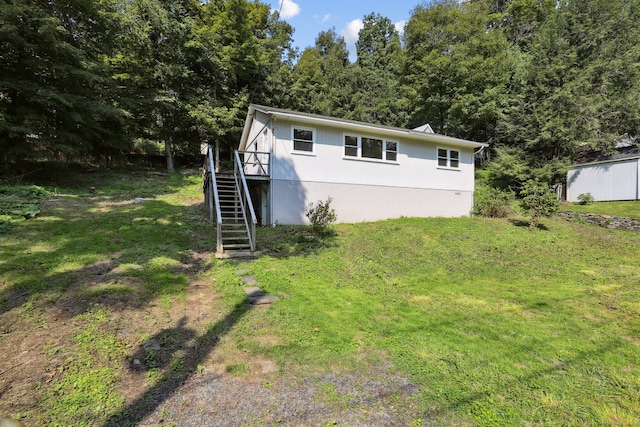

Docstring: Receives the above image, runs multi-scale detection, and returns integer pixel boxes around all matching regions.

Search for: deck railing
[234,150,257,251]
[238,150,270,177]
[203,145,223,254]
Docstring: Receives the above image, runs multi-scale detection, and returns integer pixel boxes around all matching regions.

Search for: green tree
[349,13,407,126]
[519,179,559,228]
[290,29,354,117]
[184,0,294,160]
[111,0,203,172]
[497,0,640,182]
[0,0,125,173]
[403,0,512,142]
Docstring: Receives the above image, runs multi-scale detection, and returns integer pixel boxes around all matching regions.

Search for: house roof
[570,142,640,168]
[413,123,434,133]
[239,104,488,151]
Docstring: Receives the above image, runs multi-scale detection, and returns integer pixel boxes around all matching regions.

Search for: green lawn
[1,171,639,426]
[218,218,640,425]
[562,200,640,218]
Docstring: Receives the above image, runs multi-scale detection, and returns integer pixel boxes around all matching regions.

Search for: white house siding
[241,110,272,176]
[566,158,640,202]
[268,118,476,224]
[272,180,472,224]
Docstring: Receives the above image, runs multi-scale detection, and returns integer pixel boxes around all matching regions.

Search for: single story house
[566,142,640,202]
[238,104,487,226]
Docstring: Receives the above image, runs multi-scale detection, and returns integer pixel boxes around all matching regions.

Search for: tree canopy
[2,0,638,184]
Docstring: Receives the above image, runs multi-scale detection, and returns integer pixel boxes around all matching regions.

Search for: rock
[0,418,24,427]
[134,197,145,204]
[234,269,250,275]
[248,295,279,305]
[243,287,265,297]
[241,275,257,285]
[560,211,640,231]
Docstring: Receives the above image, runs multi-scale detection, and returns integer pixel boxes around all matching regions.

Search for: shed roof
[571,143,640,168]
[239,104,487,151]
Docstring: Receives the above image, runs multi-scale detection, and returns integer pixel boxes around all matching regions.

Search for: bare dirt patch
[1,188,424,426]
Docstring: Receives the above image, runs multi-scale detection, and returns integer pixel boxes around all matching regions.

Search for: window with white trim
[386,141,397,161]
[438,147,460,168]
[344,134,398,162]
[345,135,358,157]
[292,127,314,153]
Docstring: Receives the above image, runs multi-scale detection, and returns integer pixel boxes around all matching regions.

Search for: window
[438,148,460,168]
[344,134,398,162]
[293,127,314,152]
[386,141,397,161]
[362,137,383,159]
[345,135,358,157]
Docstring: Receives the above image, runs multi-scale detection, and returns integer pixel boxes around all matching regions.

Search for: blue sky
[265,0,420,61]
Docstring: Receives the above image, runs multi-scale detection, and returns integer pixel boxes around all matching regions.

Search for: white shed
[566,152,640,202]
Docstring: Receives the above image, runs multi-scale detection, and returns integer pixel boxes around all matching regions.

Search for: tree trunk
[164,140,175,173]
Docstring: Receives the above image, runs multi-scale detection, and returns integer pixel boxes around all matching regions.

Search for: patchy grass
[562,200,640,218]
[214,216,640,426]
[1,170,639,426]
[0,169,220,426]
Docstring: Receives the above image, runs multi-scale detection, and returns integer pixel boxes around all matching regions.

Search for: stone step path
[234,269,279,306]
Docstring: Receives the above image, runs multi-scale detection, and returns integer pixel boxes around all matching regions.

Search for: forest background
[2,0,639,188]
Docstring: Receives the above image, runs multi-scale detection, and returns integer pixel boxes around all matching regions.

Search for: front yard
[1,170,639,425]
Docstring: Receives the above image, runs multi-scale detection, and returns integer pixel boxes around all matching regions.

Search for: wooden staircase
[215,174,252,253]
[203,146,258,258]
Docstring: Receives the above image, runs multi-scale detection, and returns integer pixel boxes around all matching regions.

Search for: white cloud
[277,0,300,19]
[312,13,331,23]
[341,19,364,58]
[394,20,407,37]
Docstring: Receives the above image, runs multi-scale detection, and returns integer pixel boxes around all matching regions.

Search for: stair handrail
[205,145,223,254]
[234,150,257,251]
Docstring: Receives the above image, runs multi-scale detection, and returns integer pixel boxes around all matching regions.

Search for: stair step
[223,244,252,249]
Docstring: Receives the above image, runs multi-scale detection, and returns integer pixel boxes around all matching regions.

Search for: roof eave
[238,105,256,151]
[570,155,640,168]
[250,104,487,149]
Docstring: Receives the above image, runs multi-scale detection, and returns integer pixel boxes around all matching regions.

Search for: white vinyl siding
[567,158,640,201]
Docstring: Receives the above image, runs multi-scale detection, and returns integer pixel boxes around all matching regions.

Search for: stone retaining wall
[559,211,640,231]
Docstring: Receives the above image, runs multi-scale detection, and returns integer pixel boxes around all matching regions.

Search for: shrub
[473,186,514,218]
[305,197,337,234]
[577,193,595,205]
[519,180,559,228]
